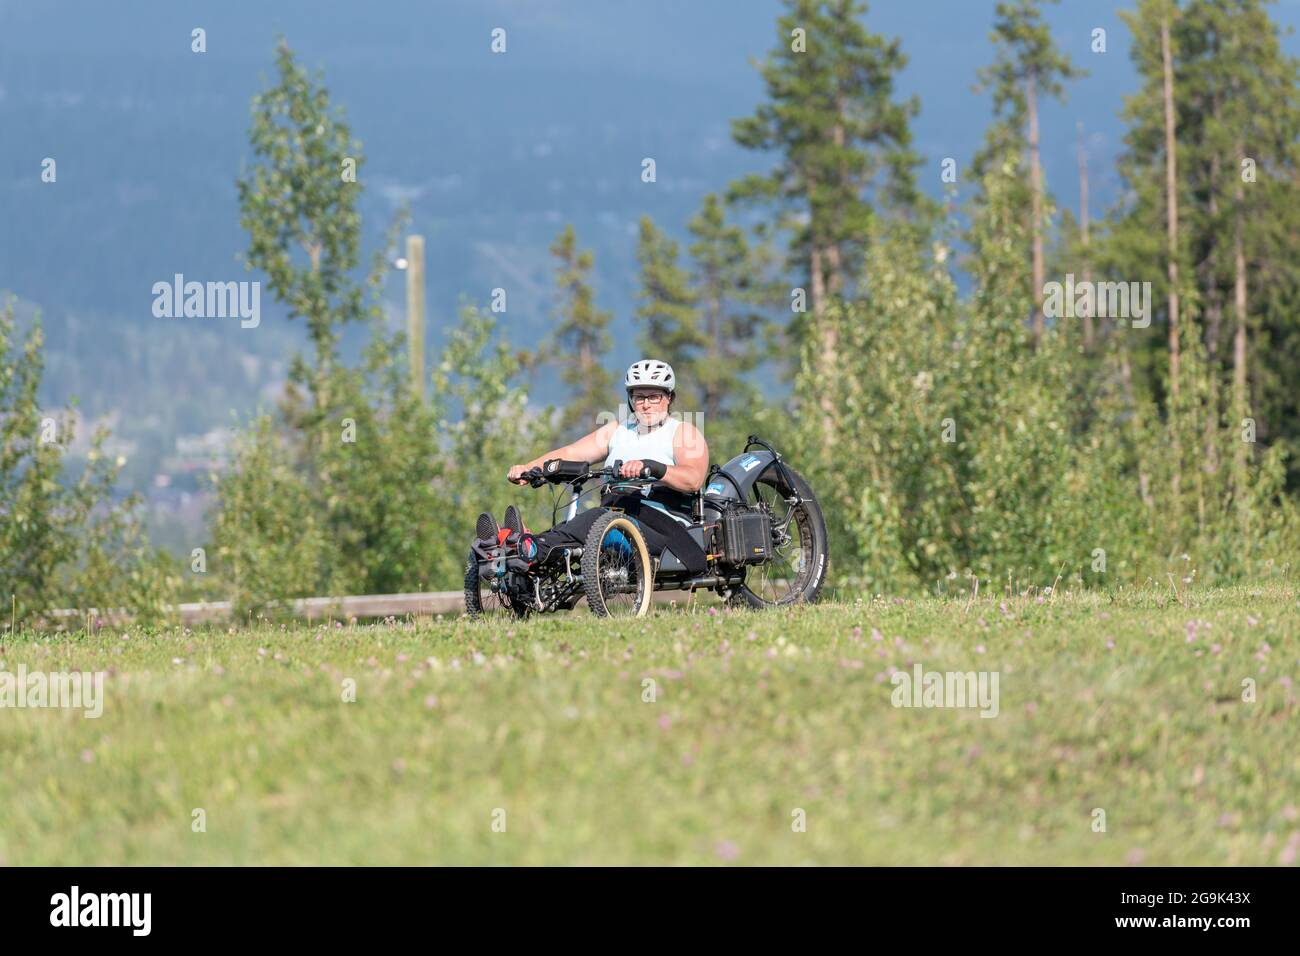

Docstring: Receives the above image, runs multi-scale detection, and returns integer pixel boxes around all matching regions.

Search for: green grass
[1,584,1297,865]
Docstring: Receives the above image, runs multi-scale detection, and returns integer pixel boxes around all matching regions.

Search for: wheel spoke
[478,579,520,619]
[592,520,648,617]
[741,471,814,606]
[465,549,529,620]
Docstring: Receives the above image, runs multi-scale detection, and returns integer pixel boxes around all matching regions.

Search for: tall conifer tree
[549,225,613,434]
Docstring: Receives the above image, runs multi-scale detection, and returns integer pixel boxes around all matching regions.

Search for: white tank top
[603,416,689,525]
[604,415,679,468]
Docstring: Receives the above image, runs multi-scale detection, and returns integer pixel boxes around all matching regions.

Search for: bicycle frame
[536,463,659,527]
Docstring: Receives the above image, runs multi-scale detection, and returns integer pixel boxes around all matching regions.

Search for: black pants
[535,499,673,557]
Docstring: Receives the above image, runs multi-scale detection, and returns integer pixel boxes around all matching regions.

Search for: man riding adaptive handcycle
[466,359,829,618]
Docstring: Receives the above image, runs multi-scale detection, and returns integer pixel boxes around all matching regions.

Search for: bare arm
[660,421,709,492]
[507,421,617,484]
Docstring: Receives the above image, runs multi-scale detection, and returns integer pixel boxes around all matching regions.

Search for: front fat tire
[582,511,653,618]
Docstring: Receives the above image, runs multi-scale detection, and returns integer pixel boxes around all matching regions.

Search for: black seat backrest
[647,485,700,521]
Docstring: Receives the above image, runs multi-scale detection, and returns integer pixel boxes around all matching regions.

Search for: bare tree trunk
[826,243,843,299]
[805,160,826,322]
[1028,72,1045,349]
[828,116,846,300]
[824,235,844,448]
[1232,169,1249,504]
[1161,13,1183,518]
[1077,122,1094,349]
[706,285,722,425]
[1201,143,1222,484]
[306,240,329,414]
[809,243,827,323]
[809,242,836,443]
[405,234,426,403]
[1118,343,1155,511]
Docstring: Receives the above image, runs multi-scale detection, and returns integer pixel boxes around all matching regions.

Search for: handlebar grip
[542,459,590,482]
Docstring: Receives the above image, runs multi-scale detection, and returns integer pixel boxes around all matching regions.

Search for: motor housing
[720,505,771,565]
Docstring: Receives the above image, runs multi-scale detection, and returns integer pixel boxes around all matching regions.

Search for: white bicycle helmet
[624,359,675,394]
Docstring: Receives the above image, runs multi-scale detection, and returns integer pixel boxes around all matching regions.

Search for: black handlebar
[516,459,658,489]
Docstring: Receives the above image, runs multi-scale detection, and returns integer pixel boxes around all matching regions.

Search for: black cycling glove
[639,460,668,480]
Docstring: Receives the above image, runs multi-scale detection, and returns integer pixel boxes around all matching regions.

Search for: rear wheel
[582,511,653,618]
[728,462,829,608]
[464,550,529,619]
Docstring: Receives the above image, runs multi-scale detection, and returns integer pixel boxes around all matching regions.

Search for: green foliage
[210,414,340,615]
[236,40,367,372]
[730,0,932,319]
[772,0,1295,594]
[686,194,775,423]
[792,148,1296,593]
[973,0,1084,173]
[1103,0,1300,562]
[0,300,179,627]
[211,302,544,613]
[428,305,551,583]
[634,200,775,427]
[1177,0,1300,485]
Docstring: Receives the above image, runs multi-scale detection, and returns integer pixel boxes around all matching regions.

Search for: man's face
[630,388,671,426]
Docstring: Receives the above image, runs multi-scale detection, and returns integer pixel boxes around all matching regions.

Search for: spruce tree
[548,224,613,434]
[730,0,928,439]
[687,194,769,426]
[972,0,1083,349]
[633,216,705,414]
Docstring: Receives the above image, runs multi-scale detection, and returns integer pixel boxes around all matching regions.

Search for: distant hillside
[5,0,1299,551]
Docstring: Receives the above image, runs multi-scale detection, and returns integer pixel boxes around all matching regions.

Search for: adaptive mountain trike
[464,436,829,618]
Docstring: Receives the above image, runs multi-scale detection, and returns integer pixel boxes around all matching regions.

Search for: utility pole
[406,234,426,402]
[1077,121,1094,349]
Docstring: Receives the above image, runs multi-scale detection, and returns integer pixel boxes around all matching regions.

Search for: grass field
[1,584,1297,865]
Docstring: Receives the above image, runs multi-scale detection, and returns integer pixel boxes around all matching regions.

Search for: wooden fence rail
[46,589,711,627]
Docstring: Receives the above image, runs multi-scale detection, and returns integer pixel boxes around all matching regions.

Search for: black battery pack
[721,508,771,565]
